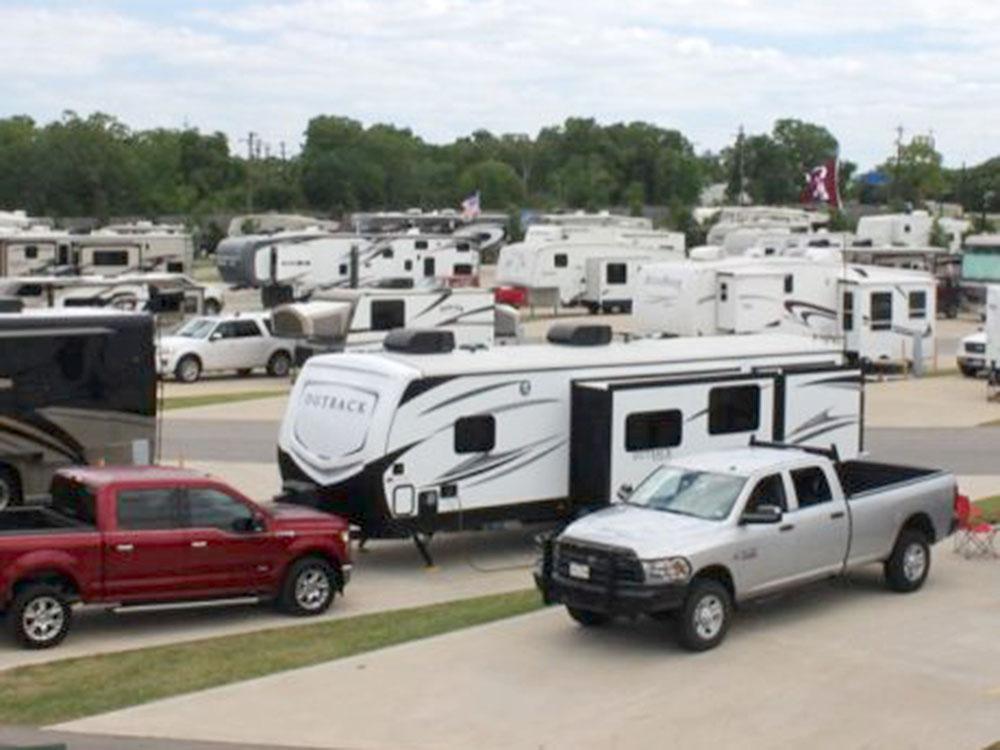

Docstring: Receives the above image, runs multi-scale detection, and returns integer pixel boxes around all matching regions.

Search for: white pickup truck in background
[535,444,959,651]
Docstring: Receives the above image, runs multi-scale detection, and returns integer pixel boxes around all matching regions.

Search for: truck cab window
[745,474,787,513]
[232,320,262,338]
[117,489,182,530]
[186,488,255,532]
[455,415,495,453]
[791,467,832,508]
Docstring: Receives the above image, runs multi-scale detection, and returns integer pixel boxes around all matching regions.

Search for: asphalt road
[164,415,1000,476]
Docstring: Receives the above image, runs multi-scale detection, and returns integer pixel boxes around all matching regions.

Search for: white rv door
[780,368,862,459]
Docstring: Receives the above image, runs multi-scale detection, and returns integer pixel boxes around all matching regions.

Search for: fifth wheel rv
[277,326,861,550]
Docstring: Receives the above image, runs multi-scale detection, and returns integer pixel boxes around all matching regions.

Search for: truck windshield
[176,318,215,338]
[625,466,746,521]
[49,476,97,526]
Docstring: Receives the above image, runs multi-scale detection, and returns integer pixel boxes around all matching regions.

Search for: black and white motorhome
[272,287,510,362]
[276,327,861,542]
[0,310,157,507]
[215,230,481,304]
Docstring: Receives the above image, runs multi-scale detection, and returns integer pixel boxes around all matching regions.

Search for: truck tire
[175,355,202,383]
[278,557,337,616]
[884,530,930,593]
[676,579,732,652]
[8,584,72,649]
[566,606,611,627]
[959,365,978,378]
[0,465,22,510]
[267,351,292,378]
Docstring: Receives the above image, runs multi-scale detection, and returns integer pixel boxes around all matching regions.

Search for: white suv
[957,331,986,377]
[158,313,294,382]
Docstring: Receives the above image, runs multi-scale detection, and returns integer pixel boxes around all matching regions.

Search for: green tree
[457,159,525,209]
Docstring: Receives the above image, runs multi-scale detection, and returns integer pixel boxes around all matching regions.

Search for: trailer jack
[413,532,436,568]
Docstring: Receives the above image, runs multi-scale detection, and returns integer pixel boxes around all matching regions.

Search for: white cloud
[1,0,999,168]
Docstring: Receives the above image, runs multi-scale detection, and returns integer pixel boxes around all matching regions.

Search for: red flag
[801,158,841,209]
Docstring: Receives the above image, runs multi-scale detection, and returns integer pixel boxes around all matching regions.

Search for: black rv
[0,310,157,507]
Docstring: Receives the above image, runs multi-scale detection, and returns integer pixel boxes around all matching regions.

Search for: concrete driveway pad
[59,550,1000,750]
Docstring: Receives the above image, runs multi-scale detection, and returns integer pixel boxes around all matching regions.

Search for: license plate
[568,562,590,580]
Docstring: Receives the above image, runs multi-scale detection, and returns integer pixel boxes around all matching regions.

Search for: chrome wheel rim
[23,597,64,643]
[272,356,289,376]
[179,359,199,382]
[693,594,725,640]
[295,568,331,611]
[903,543,927,582]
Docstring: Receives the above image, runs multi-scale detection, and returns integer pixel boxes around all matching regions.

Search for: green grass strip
[0,589,542,725]
[161,390,287,411]
[974,495,1000,520]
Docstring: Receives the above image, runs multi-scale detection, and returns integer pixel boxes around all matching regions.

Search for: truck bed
[0,507,95,535]
[837,460,940,499]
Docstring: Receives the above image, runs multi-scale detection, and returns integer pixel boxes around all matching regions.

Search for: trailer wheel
[958,365,978,378]
[267,351,292,378]
[279,557,337,616]
[565,606,611,627]
[203,299,222,316]
[884,530,930,593]
[0,465,22,510]
[676,579,732,652]
[175,355,202,383]
[9,584,72,649]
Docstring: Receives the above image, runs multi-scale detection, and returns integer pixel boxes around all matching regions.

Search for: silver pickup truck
[535,445,959,651]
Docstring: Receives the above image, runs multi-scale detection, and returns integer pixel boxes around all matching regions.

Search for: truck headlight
[641,556,692,584]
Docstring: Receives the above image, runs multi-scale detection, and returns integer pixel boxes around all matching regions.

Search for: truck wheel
[566,606,611,627]
[959,365,978,378]
[279,557,337,616]
[175,355,202,383]
[884,530,930,593]
[267,351,292,378]
[677,579,732,652]
[0,465,22,510]
[9,584,72,649]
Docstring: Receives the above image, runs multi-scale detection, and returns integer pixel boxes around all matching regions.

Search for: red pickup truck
[0,466,352,649]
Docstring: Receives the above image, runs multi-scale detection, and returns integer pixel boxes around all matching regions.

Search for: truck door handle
[779,524,795,532]
[830,511,846,520]
[190,541,208,548]
[114,544,134,552]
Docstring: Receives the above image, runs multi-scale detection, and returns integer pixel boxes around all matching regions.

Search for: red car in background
[494,286,528,307]
[0,466,351,648]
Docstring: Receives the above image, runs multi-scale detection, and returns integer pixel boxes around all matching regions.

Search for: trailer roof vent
[384,328,455,354]
[546,324,612,346]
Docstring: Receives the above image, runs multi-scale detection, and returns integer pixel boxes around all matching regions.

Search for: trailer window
[784,274,793,294]
[339,264,348,275]
[453,263,473,276]
[626,410,682,451]
[842,291,854,331]
[415,240,429,250]
[92,250,130,267]
[371,299,405,331]
[708,385,760,435]
[116,489,182,530]
[719,282,728,302]
[870,292,892,330]
[554,253,568,268]
[24,245,38,259]
[381,248,394,259]
[791,467,833,509]
[606,263,627,285]
[908,291,927,319]
[457,242,470,252]
[424,257,436,277]
[454,415,495,453]
[404,260,413,271]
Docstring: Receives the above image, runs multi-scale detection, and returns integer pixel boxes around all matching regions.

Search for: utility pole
[242,131,257,213]
[736,125,746,206]
[893,125,904,204]
[280,141,287,161]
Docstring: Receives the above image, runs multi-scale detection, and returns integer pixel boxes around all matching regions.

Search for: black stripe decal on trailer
[412,290,452,319]
[466,439,568,488]
[418,380,523,416]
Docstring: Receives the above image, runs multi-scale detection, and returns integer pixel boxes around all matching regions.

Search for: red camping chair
[953,494,998,558]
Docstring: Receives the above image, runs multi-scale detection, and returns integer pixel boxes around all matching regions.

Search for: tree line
[1,111,997,227]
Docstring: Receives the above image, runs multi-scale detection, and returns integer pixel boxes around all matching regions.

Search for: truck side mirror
[616,483,634,501]
[740,504,783,525]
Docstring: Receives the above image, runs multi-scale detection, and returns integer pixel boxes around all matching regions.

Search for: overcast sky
[2,0,998,170]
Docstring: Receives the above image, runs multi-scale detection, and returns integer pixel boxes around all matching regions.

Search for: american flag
[461,191,481,219]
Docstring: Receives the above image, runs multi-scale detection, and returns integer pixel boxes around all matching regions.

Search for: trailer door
[780,368,862,459]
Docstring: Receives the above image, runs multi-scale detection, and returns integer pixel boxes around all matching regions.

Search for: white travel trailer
[529,211,653,230]
[272,287,504,360]
[216,230,480,301]
[0,227,74,276]
[985,286,1000,387]
[497,239,684,306]
[276,327,861,545]
[581,255,651,313]
[634,258,936,367]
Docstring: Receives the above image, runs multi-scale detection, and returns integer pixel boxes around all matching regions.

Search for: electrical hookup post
[912,330,924,378]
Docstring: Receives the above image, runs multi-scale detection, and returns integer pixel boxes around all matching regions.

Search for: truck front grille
[555,540,644,585]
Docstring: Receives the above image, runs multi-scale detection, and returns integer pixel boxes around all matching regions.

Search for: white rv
[634,258,936,367]
[272,287,503,360]
[985,286,1000,386]
[0,227,74,276]
[276,327,861,540]
[497,238,684,307]
[581,255,650,313]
